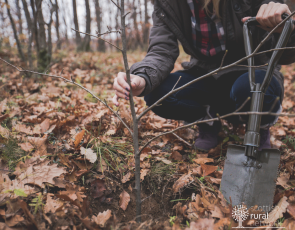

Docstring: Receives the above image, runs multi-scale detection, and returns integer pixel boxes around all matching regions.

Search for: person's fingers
[112,95,119,106]
[241,16,251,23]
[117,72,130,91]
[256,4,267,27]
[113,78,129,96]
[116,91,129,100]
[267,3,280,27]
[261,3,275,28]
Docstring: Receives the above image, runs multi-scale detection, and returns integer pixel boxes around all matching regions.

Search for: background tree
[94,0,105,52]
[72,0,81,45]
[5,0,25,62]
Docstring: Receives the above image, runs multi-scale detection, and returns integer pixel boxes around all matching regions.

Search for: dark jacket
[130,0,295,98]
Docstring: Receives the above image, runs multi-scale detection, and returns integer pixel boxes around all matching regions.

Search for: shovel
[220,14,294,209]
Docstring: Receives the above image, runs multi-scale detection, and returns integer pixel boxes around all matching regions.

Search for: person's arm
[242,1,295,64]
[112,0,179,105]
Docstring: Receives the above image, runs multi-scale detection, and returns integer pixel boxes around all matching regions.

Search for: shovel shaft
[243,14,294,157]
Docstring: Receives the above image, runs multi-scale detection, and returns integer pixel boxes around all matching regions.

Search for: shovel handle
[243,13,294,93]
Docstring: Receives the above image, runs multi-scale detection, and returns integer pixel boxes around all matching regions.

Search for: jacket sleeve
[254,0,295,65]
[130,1,179,96]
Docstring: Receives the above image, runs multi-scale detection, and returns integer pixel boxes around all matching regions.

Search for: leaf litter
[0,52,295,229]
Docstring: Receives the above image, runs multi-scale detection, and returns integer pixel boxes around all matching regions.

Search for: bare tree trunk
[131,0,142,49]
[47,9,54,63]
[94,0,105,52]
[15,0,23,36]
[55,0,61,49]
[72,0,81,45]
[81,0,91,51]
[35,0,49,71]
[5,0,25,62]
[30,0,39,53]
[61,0,68,43]
[143,0,149,46]
[22,0,33,68]
[115,0,120,48]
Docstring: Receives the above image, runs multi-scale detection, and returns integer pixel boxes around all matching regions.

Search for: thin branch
[253,11,295,54]
[236,63,268,68]
[235,97,251,113]
[171,76,182,91]
[123,12,131,18]
[136,45,295,121]
[172,133,192,147]
[110,0,121,9]
[96,29,121,37]
[138,110,295,154]
[219,50,228,69]
[0,57,133,136]
[269,97,280,112]
[71,28,123,52]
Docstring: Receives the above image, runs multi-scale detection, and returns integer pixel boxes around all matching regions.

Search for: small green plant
[276,217,285,227]
[169,216,176,226]
[282,135,295,150]
[1,136,26,170]
[29,193,44,214]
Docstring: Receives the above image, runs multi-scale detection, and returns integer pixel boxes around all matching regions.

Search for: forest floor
[0,47,295,230]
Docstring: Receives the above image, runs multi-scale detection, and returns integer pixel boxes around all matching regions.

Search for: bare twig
[171,76,182,91]
[0,57,133,136]
[219,50,228,69]
[235,97,251,112]
[172,133,192,147]
[236,63,268,68]
[138,110,295,154]
[110,0,121,9]
[137,46,295,121]
[253,11,295,54]
[96,29,121,37]
[269,97,280,112]
[71,28,123,52]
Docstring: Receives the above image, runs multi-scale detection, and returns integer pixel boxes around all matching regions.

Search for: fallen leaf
[122,172,131,183]
[201,164,218,176]
[18,142,34,152]
[0,114,9,123]
[40,118,50,133]
[173,172,194,193]
[0,98,7,113]
[170,151,183,161]
[193,158,214,164]
[74,130,85,148]
[19,160,66,187]
[5,215,24,227]
[277,173,290,189]
[263,196,289,224]
[80,147,97,163]
[92,210,112,227]
[140,169,149,181]
[44,193,64,213]
[119,190,130,211]
[14,123,32,135]
[0,126,9,139]
[28,136,47,156]
[155,157,172,165]
[185,218,215,230]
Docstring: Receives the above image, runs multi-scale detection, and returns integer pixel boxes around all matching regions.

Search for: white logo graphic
[232,205,249,228]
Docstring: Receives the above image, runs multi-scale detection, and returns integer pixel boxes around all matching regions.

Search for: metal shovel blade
[220,145,280,209]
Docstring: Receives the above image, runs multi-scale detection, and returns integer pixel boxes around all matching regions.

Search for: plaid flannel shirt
[187,0,226,57]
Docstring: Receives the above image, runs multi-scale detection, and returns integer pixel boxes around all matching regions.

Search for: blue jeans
[144,70,282,126]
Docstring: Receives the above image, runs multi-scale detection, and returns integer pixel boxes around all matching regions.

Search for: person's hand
[242,2,293,33]
[112,72,146,106]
